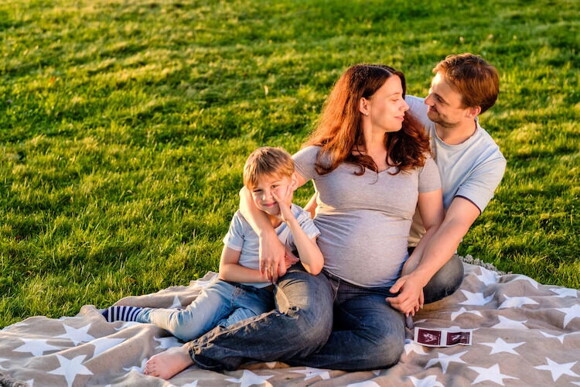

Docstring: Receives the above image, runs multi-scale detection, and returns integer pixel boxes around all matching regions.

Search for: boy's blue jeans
[137,279,273,342]
[186,256,463,371]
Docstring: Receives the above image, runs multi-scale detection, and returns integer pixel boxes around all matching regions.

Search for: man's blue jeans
[137,279,273,342]
[186,256,463,371]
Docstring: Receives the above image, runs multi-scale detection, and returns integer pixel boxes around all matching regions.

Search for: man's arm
[387,189,444,316]
[389,197,480,316]
[406,197,480,288]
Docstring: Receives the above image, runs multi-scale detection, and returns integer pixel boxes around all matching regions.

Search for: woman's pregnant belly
[314,210,411,288]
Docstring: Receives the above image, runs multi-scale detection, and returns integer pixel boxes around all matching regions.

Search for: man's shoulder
[473,124,506,162]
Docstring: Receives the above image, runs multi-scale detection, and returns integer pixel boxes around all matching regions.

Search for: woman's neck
[360,127,388,169]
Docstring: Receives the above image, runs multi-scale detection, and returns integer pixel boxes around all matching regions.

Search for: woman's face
[366,75,409,132]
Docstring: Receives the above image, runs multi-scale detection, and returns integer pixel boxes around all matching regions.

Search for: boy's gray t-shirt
[293,146,440,288]
[223,204,320,288]
[406,96,507,246]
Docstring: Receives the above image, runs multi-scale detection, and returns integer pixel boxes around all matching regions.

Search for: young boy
[101,147,323,343]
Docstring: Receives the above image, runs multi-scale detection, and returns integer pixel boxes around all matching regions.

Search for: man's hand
[387,274,424,317]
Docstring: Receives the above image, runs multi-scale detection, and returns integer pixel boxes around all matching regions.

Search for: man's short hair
[434,53,499,114]
[243,147,294,189]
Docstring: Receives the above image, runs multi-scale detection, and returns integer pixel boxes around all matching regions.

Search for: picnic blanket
[1,258,579,386]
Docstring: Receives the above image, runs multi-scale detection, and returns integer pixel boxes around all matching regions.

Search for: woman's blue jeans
[186,256,463,371]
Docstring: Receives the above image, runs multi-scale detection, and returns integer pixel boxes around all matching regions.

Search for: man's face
[424,72,472,128]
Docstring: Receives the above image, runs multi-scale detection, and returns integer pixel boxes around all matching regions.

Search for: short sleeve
[455,156,506,212]
[284,205,320,251]
[418,156,441,193]
[222,211,246,251]
[293,146,321,181]
[295,207,320,240]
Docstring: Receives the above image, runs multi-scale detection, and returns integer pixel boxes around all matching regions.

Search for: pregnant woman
[144,64,457,378]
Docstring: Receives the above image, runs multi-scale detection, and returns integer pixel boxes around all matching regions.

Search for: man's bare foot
[144,345,194,380]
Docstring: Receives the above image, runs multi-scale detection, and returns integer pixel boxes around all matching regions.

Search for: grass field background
[1,0,578,327]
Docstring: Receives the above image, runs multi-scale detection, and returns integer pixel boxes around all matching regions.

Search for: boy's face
[249,173,294,217]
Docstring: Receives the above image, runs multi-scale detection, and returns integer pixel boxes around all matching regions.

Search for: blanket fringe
[460,254,509,275]
[0,372,27,387]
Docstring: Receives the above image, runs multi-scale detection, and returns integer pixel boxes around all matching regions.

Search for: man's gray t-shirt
[294,146,440,288]
[223,204,320,288]
[406,96,507,246]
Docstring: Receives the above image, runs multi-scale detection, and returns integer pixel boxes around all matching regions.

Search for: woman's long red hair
[305,64,430,175]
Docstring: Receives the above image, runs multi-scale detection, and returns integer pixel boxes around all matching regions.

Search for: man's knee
[424,255,464,304]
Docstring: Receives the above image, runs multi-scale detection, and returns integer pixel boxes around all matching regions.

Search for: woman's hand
[386,274,425,317]
[259,233,287,283]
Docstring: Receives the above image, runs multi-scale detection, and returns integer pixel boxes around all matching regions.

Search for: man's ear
[466,106,481,118]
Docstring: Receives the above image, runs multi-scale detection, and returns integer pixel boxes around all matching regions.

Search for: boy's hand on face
[271,183,294,223]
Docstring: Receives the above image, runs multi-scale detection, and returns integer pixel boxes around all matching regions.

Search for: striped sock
[102,306,143,322]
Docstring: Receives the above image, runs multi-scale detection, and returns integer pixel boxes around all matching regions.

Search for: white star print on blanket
[0,264,579,386]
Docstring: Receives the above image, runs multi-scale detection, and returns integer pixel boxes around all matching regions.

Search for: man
[143,54,506,376]
[388,53,506,314]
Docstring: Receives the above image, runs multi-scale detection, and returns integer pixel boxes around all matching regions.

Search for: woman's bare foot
[144,345,194,380]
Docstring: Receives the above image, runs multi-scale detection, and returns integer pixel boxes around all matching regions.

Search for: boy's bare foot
[144,345,194,380]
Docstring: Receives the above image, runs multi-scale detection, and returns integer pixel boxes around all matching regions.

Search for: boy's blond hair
[243,147,295,189]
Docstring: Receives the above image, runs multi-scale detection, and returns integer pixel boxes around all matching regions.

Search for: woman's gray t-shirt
[293,146,441,288]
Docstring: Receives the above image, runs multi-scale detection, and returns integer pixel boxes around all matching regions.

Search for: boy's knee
[172,326,196,342]
[170,314,205,342]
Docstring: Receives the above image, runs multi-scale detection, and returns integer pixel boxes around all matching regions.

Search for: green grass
[1,0,578,327]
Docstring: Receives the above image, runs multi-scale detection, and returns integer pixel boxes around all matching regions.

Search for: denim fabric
[423,254,464,304]
[285,270,405,371]
[186,263,334,371]
[187,257,463,372]
[290,256,464,370]
[137,279,273,342]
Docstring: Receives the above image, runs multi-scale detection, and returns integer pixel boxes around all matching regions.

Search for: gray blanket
[1,261,579,386]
